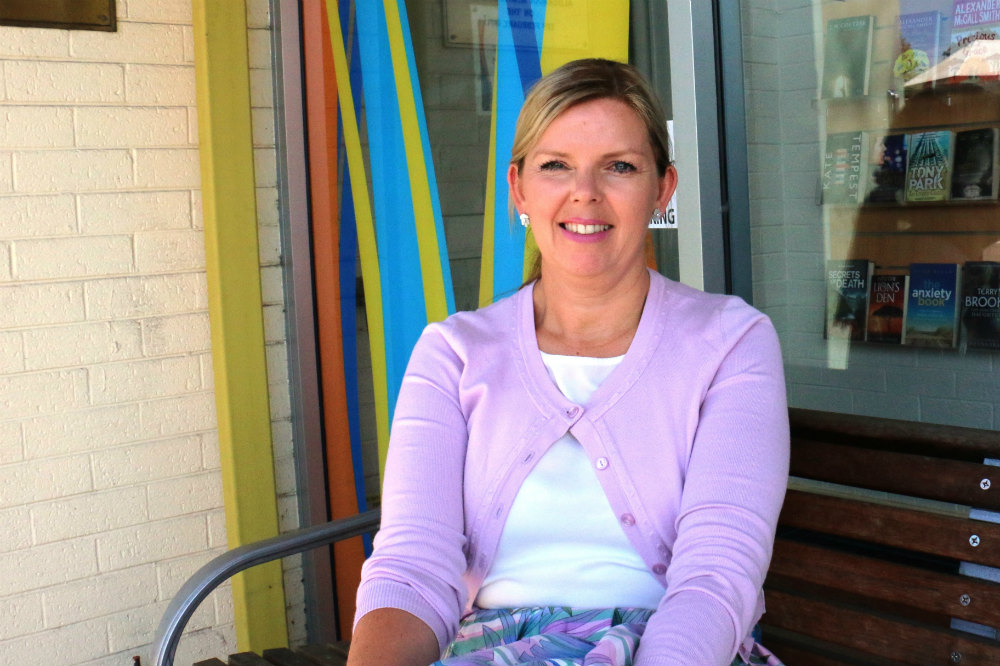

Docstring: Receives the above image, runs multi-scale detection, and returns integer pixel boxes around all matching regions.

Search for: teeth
[564,222,611,235]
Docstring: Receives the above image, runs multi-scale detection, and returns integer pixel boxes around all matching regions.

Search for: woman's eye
[539,160,566,171]
[610,161,637,174]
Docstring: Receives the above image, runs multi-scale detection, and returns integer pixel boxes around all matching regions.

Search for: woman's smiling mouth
[561,222,612,235]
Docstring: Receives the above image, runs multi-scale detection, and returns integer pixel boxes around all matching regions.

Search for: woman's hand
[347,607,441,666]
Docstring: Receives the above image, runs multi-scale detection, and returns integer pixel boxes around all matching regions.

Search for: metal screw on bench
[951,651,962,664]
[959,594,971,607]
[969,534,981,547]
[982,478,992,490]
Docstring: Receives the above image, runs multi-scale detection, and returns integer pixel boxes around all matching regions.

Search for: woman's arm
[347,608,440,666]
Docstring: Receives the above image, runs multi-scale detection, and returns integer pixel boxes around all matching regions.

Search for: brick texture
[0,1,293,664]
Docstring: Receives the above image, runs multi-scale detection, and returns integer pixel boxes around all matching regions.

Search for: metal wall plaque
[0,0,116,32]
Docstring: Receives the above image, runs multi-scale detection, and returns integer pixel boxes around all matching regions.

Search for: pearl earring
[648,208,666,228]
[519,213,530,228]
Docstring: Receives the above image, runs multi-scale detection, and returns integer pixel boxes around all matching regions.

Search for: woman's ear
[508,163,525,211]
[657,165,678,209]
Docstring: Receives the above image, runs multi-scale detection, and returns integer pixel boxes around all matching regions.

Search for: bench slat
[790,439,1000,511]
[764,589,1000,666]
[780,490,1000,568]
[768,538,1000,627]
[761,625,907,666]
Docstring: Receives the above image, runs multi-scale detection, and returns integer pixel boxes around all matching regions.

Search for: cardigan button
[620,513,635,527]
[595,457,609,470]
[652,564,667,575]
[565,406,580,418]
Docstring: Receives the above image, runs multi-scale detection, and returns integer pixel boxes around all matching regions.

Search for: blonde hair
[511,58,672,285]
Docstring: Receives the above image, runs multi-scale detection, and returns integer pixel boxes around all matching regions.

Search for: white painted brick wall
[0,0,296,664]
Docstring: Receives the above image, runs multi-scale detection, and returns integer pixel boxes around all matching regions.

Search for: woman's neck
[532,266,650,357]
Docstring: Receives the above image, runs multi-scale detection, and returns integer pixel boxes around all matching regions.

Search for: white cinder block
[247,30,273,70]
[23,403,142,458]
[0,242,10,281]
[182,25,195,64]
[0,592,44,641]
[206,509,228,548]
[90,356,201,404]
[31,485,148,544]
[0,452,92,505]
[249,68,275,108]
[192,189,203,229]
[126,0,193,24]
[0,152,12,193]
[79,190,191,233]
[172,625,235,666]
[155,548,224,600]
[0,26,70,58]
[14,150,133,193]
[96,513,208,571]
[42,565,158,627]
[0,420,23,464]
[106,597,213,653]
[4,61,124,103]
[0,617,108,666]
[0,506,31,554]
[200,352,214,391]
[0,194,76,238]
[268,382,291,420]
[253,148,277,188]
[265,343,288,386]
[188,105,199,144]
[201,432,221,471]
[124,64,196,106]
[261,304,286,343]
[141,312,210,357]
[0,107,74,148]
[0,538,99,597]
[0,368,88,420]
[273,453,296,498]
[255,188,278,226]
[135,229,206,273]
[140,392,217,438]
[0,282,85,328]
[13,235,133,280]
[147,471,223,520]
[246,0,271,28]
[71,22,186,65]
[134,148,201,188]
[251,106,275,147]
[23,321,142,371]
[91,435,203,489]
[214,585,234,624]
[75,107,189,148]
[260,265,284,305]
[84,273,207,320]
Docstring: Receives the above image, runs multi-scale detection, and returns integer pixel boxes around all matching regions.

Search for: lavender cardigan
[355,269,790,665]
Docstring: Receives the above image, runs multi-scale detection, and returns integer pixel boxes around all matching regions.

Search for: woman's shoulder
[420,286,525,352]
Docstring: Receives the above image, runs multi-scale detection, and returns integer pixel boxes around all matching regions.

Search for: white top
[475,352,664,610]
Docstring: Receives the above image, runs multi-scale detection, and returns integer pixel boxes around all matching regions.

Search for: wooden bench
[762,408,1000,666]
[157,409,1000,666]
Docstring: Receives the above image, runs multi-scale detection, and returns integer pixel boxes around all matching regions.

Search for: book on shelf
[822,15,875,98]
[894,10,944,83]
[867,274,909,343]
[902,263,962,348]
[961,261,1000,350]
[905,130,953,202]
[950,0,1000,52]
[822,131,869,204]
[951,127,999,200]
[865,133,908,204]
[826,259,874,341]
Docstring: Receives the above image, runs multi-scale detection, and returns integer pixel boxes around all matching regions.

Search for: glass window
[741,0,1000,429]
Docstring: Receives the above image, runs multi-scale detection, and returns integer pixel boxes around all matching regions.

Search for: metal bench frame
[152,509,381,666]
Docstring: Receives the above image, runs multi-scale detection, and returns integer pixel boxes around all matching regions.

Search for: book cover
[867,274,909,343]
[822,131,868,204]
[905,130,953,202]
[951,127,999,200]
[865,133,908,204]
[961,261,1000,350]
[822,15,875,98]
[826,259,874,341]
[894,11,943,83]
[950,0,1000,52]
[903,263,962,347]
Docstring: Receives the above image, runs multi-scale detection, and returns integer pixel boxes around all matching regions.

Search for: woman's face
[509,97,677,284]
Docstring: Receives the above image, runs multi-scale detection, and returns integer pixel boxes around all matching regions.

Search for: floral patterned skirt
[432,606,784,666]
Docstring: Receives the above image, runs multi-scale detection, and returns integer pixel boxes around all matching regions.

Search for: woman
[348,58,789,666]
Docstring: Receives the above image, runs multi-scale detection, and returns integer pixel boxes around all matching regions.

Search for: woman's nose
[571,168,601,202]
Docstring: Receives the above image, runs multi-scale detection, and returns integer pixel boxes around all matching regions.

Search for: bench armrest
[152,509,381,666]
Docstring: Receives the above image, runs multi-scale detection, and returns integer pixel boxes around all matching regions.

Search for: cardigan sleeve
[353,323,471,654]
[635,303,790,666]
